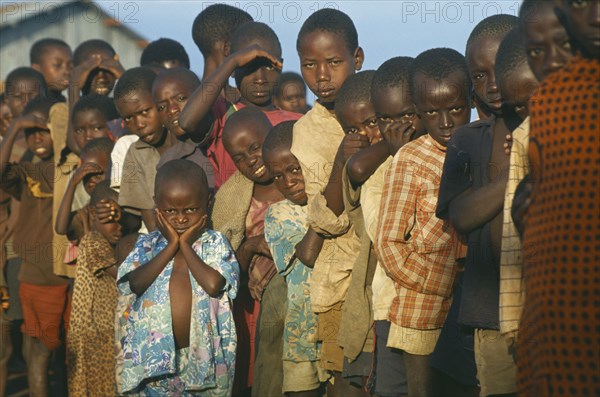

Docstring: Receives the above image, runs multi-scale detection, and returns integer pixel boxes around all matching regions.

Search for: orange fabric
[19,282,70,350]
[519,57,600,396]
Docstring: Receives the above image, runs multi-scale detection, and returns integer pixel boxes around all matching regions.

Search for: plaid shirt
[375,134,458,330]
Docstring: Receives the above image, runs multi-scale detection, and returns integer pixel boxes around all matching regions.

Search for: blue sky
[98,0,523,102]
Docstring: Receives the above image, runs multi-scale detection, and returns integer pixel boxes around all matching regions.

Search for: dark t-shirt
[1,160,67,285]
[436,119,499,329]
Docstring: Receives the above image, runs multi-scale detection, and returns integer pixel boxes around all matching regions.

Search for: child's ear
[221,41,231,57]
[353,47,365,72]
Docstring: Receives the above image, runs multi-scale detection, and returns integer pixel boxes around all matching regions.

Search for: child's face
[265,148,307,205]
[73,109,111,151]
[116,90,164,146]
[336,101,381,144]
[6,77,43,117]
[561,0,600,60]
[24,111,53,160]
[274,81,308,114]
[83,49,117,96]
[372,85,425,141]
[33,45,72,92]
[466,34,505,115]
[79,151,110,195]
[298,31,364,105]
[523,3,574,81]
[152,75,195,137]
[155,180,208,235]
[235,38,282,107]
[413,71,471,147]
[500,64,539,121]
[0,101,12,137]
[223,123,271,184]
[92,215,122,246]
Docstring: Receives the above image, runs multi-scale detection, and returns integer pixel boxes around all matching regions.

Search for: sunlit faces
[274,80,308,114]
[234,37,282,107]
[522,2,574,81]
[336,101,381,144]
[79,150,110,195]
[5,77,43,117]
[561,0,600,59]
[466,34,505,114]
[372,85,426,139]
[73,109,111,150]
[298,31,364,104]
[155,180,208,235]
[115,90,164,146]
[152,75,195,137]
[223,121,271,184]
[412,71,471,147]
[24,110,53,160]
[32,45,73,92]
[264,148,307,205]
[83,49,117,96]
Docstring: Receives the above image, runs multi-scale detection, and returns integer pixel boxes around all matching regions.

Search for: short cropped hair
[495,28,529,88]
[140,38,190,69]
[262,120,296,157]
[30,38,70,64]
[155,159,209,207]
[90,180,118,207]
[372,56,414,93]
[73,39,116,66]
[113,67,157,101]
[22,96,53,117]
[80,137,115,159]
[230,22,281,55]
[335,70,375,113]
[71,94,119,123]
[5,67,48,96]
[192,4,253,57]
[466,14,518,57]
[409,48,471,100]
[296,8,358,53]
[275,72,306,98]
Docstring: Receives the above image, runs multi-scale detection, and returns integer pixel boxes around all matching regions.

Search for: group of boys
[0,1,598,396]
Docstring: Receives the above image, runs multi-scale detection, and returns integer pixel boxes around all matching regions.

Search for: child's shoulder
[198,228,233,247]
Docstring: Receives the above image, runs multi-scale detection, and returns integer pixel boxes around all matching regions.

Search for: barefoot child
[117,159,239,395]
[67,181,122,396]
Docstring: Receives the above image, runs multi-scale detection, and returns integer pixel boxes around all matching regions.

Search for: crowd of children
[0,1,598,396]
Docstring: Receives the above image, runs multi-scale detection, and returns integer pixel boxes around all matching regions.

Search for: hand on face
[95,199,122,224]
[13,113,48,131]
[179,214,208,247]
[338,133,370,163]
[70,56,103,90]
[381,119,416,156]
[233,44,282,70]
[73,161,104,184]
[155,208,179,246]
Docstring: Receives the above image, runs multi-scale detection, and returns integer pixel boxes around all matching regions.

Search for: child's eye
[157,105,166,111]
[346,127,359,134]
[74,128,84,135]
[569,0,589,8]
[378,116,392,123]
[292,167,301,174]
[330,59,342,66]
[473,73,485,80]
[124,116,132,122]
[265,64,275,71]
[272,174,282,180]
[425,110,437,116]
[177,96,187,102]
[367,118,378,127]
[401,112,416,120]
[250,143,261,152]
[302,62,316,69]
[528,48,542,58]
[450,107,464,114]
[163,209,176,215]
[561,40,572,50]
[185,208,198,214]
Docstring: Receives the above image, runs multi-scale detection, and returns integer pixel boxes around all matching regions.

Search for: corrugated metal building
[0,0,148,90]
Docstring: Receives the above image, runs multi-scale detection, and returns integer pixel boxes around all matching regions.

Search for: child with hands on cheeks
[117,159,239,396]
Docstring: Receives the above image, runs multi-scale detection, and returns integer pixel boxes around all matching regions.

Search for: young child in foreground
[117,159,240,396]
[262,120,327,396]
[67,181,122,396]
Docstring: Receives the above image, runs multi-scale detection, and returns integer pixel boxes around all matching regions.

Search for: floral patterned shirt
[264,200,320,362]
[116,229,240,394]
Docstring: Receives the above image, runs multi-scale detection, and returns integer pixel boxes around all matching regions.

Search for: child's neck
[152,129,176,155]
[252,180,283,202]
[239,97,276,111]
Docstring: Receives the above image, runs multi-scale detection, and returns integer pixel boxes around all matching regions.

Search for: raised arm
[179,44,282,144]
[294,227,324,268]
[0,115,47,176]
[346,140,389,189]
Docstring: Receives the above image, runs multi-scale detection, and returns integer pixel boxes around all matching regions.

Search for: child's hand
[338,133,370,164]
[72,161,103,184]
[248,234,272,259]
[179,214,208,247]
[232,44,282,70]
[11,113,48,132]
[99,56,125,79]
[95,199,122,223]
[70,56,103,90]
[381,120,416,156]
[155,209,179,246]
[0,286,9,311]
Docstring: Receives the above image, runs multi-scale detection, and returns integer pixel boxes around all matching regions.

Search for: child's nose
[316,64,330,81]
[254,68,267,83]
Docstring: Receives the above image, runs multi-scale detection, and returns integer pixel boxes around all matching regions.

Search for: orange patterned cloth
[519,56,600,396]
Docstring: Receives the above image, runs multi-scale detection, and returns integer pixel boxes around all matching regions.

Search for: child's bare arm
[294,227,324,268]
[179,44,283,143]
[55,162,103,235]
[346,141,389,189]
[0,116,47,176]
[141,209,157,232]
[235,234,272,273]
[127,210,179,295]
[181,235,226,298]
[324,134,370,216]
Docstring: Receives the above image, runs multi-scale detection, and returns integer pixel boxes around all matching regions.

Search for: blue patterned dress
[264,200,320,363]
[116,229,239,396]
